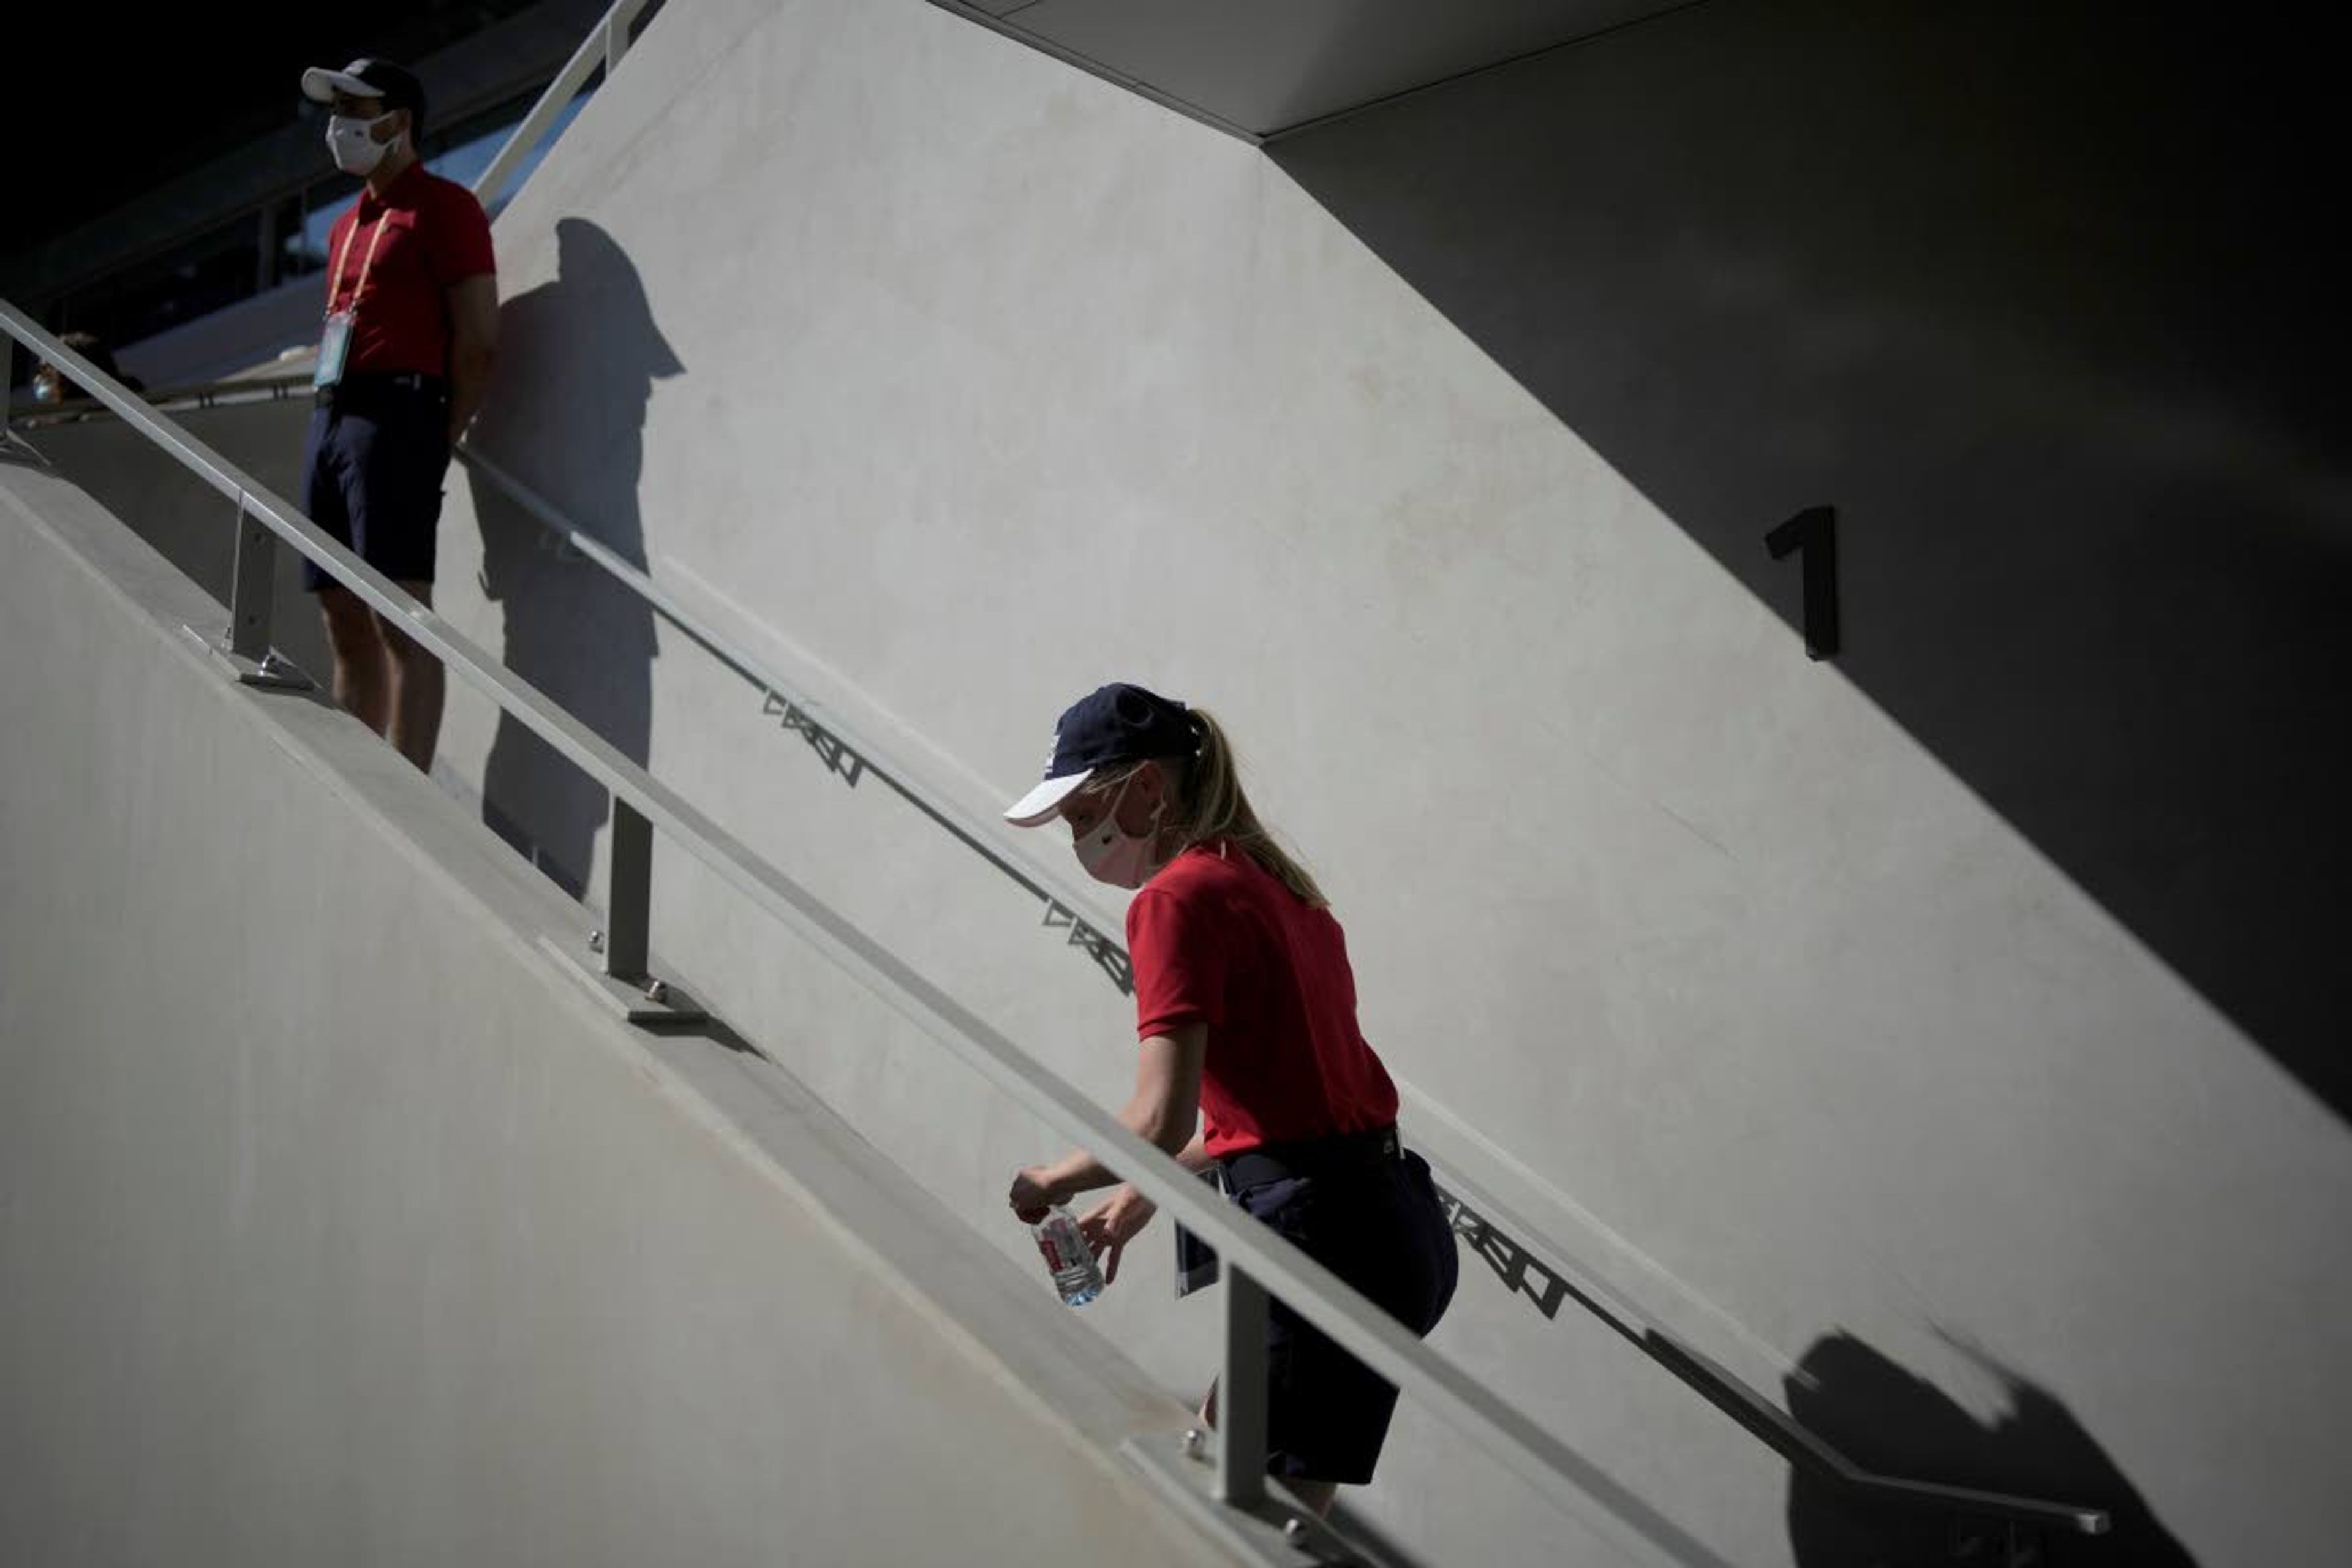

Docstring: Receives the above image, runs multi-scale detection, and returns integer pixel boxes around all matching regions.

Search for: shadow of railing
[1438,1186,2184,1562]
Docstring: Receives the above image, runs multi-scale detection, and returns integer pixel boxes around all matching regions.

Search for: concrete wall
[0,461,1248,1568]
[402,0,2350,1562]
[18,0,2345,1562]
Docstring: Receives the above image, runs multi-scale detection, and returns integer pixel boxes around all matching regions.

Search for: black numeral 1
[1766,505,1839,660]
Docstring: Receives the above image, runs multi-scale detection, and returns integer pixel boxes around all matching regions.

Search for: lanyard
[326,211,394,317]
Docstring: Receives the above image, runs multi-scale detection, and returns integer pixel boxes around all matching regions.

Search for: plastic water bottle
[1032,1206,1104,1306]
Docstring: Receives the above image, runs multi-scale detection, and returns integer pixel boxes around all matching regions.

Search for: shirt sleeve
[426,185,497,289]
[1127,884,1226,1039]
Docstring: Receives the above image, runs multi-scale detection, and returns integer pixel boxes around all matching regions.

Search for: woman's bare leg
[1289,1480,1338,1518]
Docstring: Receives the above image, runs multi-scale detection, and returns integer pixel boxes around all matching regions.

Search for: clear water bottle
[1032,1206,1104,1306]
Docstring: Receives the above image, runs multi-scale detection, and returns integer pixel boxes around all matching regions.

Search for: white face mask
[1073,779,1163,889]
[326,111,401,176]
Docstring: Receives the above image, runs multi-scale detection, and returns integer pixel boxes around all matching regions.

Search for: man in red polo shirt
[297,57,498,772]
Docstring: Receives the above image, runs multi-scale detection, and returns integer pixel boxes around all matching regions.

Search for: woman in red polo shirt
[1005,682,1457,1515]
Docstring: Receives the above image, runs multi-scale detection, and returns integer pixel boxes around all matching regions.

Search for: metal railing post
[180,491,311,690]
[605,796,653,981]
[225,494,276,662]
[1216,1266,1271,1506]
[562,793,697,1023]
[1,285,2113,1568]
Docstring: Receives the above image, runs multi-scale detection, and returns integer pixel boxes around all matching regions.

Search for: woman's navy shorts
[299,377,450,592]
[1224,1133,1459,1484]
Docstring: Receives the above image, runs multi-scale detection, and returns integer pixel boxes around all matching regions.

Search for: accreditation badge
[314,311,355,389]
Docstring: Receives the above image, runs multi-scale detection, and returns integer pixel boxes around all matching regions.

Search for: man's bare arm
[445,274,499,443]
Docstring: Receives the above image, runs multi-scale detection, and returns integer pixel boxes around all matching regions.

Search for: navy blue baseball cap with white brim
[1003,682,1196,827]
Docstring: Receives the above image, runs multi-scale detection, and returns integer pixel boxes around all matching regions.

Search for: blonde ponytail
[1084,705,1329,906]
[1168,707,1328,908]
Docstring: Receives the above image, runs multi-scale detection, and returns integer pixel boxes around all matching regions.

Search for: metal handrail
[2,345,2116,1553]
[447,457,2111,1542]
[457,0,1118,977]
[472,0,653,212]
[0,333,2138,1540]
[7,371,315,428]
[12,359,2114,1523]
[4,2,2111,1537]
[2,300,1736,1567]
[450,442,1136,993]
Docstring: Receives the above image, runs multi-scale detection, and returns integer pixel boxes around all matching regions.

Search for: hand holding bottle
[1077,1185,1158,1284]
[1008,1164,1066,1225]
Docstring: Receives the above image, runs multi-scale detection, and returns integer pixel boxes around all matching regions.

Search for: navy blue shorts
[1224,1137,1459,1484]
[300,379,450,592]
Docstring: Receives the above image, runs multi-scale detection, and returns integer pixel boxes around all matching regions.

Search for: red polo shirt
[322,160,495,380]
[1128,842,1400,1159]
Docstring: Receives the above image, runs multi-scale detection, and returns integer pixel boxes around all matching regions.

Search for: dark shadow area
[1434,1191,2180,1562]
[0,428,50,470]
[1270,0,2351,1116]
[643,1008,772,1061]
[1784,1332,2195,1566]
[467,218,680,897]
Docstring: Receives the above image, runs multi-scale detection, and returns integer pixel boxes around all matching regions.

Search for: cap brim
[1003,769,1093,827]
[303,67,384,104]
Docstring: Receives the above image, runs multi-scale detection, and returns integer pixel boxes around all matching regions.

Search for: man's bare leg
[382,579,445,773]
[319,585,390,733]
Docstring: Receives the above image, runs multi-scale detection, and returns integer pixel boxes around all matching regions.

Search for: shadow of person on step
[468,217,682,897]
[1785,1331,2196,1566]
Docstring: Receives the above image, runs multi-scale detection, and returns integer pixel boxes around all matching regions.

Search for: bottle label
[1033,1208,1103,1304]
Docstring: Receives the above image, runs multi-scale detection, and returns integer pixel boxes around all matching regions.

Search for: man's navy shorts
[1221,1129,1460,1484]
[300,374,450,592]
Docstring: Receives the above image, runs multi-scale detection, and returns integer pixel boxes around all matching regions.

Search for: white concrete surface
[0,459,1251,1568]
[412,1,2346,1563]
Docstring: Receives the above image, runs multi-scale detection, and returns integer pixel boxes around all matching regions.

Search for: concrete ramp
[0,456,1246,1568]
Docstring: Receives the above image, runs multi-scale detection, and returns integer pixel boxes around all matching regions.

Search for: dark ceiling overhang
[939,0,1697,140]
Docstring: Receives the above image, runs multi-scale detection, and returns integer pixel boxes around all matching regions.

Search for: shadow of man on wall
[467,217,682,898]
[1785,1332,2196,1566]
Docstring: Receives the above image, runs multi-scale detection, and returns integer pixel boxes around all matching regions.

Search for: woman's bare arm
[1010,1022,1208,1216]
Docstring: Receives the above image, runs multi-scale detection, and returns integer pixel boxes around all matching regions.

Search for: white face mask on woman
[1074,778,1163,889]
[326,111,402,176]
